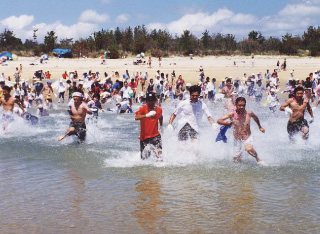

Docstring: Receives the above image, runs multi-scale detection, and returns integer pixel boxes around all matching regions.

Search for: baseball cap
[146,92,157,101]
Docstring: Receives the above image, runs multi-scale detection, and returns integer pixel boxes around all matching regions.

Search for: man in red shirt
[135,92,163,161]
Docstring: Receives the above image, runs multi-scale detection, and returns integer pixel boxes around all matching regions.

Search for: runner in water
[217,97,268,166]
[135,92,163,161]
[57,92,92,142]
[0,85,25,130]
[168,85,218,141]
[280,86,314,141]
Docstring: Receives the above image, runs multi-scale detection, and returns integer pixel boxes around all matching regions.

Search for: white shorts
[233,135,253,156]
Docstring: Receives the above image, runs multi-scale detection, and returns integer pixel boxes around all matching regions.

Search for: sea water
[0,99,319,233]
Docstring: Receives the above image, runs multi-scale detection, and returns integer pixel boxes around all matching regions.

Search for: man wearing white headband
[57,92,92,142]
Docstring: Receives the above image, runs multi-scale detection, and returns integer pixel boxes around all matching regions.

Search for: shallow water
[0,100,320,233]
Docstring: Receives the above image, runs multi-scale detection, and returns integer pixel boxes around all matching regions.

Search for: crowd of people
[1,63,319,165]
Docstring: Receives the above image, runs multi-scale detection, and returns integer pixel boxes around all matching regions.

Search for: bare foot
[233,156,242,163]
[57,135,64,141]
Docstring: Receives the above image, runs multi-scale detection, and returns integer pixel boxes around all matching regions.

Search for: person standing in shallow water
[280,86,314,142]
[217,97,268,166]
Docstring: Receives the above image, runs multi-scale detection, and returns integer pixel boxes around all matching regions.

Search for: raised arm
[217,113,233,126]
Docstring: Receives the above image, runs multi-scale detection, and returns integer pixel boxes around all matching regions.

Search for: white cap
[38,104,43,108]
[79,81,84,85]
[270,88,276,92]
[186,83,192,87]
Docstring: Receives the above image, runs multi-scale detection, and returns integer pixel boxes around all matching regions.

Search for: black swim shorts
[140,134,162,159]
[178,123,198,141]
[287,119,309,140]
[69,121,86,141]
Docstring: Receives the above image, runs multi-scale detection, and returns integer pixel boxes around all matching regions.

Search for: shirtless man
[217,97,267,166]
[224,91,238,112]
[40,80,55,106]
[57,92,92,142]
[221,78,234,98]
[280,86,314,141]
[0,85,25,130]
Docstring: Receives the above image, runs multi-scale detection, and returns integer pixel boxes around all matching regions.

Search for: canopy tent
[0,52,13,60]
[53,48,72,58]
[41,54,49,60]
[136,52,145,58]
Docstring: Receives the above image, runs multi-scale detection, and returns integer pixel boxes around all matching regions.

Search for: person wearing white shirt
[120,81,133,100]
[164,85,175,101]
[168,85,218,141]
[206,78,216,101]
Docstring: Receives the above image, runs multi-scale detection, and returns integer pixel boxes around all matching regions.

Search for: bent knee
[245,143,253,152]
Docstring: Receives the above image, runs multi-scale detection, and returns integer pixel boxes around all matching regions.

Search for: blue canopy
[53,48,72,57]
[0,52,13,60]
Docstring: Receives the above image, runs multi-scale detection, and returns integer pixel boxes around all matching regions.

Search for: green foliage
[1,25,320,57]
[108,44,120,59]
[280,33,301,55]
[44,31,57,53]
[303,26,320,56]
[0,29,22,51]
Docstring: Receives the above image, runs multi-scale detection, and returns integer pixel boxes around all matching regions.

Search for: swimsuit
[69,121,86,141]
[287,119,309,140]
[140,134,162,159]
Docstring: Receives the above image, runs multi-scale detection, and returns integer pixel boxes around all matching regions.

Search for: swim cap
[47,80,52,84]
[186,83,192,87]
[270,88,276,92]
[73,92,83,98]
[38,104,43,108]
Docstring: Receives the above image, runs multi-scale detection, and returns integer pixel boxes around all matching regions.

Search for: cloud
[115,14,130,23]
[1,15,34,30]
[79,9,110,23]
[147,9,257,36]
[261,3,320,36]
[33,21,99,41]
[278,3,320,17]
[147,2,320,38]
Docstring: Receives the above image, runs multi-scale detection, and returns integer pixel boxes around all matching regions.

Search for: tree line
[0,25,319,58]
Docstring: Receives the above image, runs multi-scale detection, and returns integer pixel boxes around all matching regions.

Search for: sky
[0,0,319,42]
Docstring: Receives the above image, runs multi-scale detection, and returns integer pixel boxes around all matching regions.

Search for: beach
[2,55,320,86]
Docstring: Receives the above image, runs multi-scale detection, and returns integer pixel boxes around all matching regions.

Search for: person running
[168,85,218,141]
[57,92,92,142]
[135,92,163,161]
[40,80,55,106]
[217,97,267,165]
[280,86,314,141]
[87,94,104,123]
[0,85,25,130]
[221,78,234,98]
